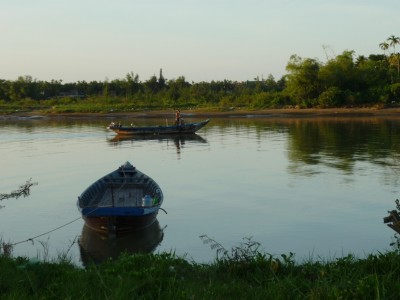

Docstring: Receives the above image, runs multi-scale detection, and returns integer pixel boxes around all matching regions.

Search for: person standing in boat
[175,109,181,125]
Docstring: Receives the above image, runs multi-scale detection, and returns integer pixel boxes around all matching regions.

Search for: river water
[0,114,399,266]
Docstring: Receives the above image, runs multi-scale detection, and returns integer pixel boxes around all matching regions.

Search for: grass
[1,235,400,299]
[0,97,215,115]
[0,96,288,116]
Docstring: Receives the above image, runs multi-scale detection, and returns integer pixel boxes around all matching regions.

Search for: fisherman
[175,109,181,125]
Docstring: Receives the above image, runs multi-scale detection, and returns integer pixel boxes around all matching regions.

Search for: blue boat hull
[108,119,210,135]
[77,162,164,232]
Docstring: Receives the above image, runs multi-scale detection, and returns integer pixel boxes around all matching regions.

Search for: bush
[317,87,343,108]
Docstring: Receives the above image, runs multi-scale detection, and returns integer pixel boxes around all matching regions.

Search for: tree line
[1,35,400,110]
[284,34,400,108]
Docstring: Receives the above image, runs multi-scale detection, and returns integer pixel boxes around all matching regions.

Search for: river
[0,114,398,266]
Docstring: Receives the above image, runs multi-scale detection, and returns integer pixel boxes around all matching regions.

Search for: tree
[379,41,389,56]
[358,55,391,91]
[388,35,399,54]
[144,75,159,94]
[318,50,357,92]
[7,75,36,101]
[285,54,322,106]
[387,35,400,77]
[125,72,140,98]
[103,78,109,98]
[264,74,279,92]
[166,76,191,102]
[158,69,166,90]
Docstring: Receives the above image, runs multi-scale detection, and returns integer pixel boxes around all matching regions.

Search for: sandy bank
[3,107,400,120]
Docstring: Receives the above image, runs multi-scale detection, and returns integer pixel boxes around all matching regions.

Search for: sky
[1,0,399,83]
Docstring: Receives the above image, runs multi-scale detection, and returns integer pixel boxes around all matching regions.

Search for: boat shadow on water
[107,133,208,144]
[78,219,165,266]
[107,133,208,157]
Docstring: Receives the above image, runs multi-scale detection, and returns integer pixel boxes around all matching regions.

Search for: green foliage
[285,55,322,105]
[319,51,357,92]
[317,86,344,107]
[389,83,400,101]
[2,36,400,112]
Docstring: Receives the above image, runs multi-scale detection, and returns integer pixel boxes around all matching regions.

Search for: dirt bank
[4,107,400,120]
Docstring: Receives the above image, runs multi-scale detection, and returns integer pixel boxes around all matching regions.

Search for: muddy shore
[3,107,400,120]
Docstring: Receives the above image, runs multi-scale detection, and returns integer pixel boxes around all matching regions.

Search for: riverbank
[1,249,400,299]
[4,106,400,120]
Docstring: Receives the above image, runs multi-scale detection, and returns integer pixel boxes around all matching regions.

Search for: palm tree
[387,35,400,77]
[388,35,400,54]
[355,55,366,66]
[379,41,389,56]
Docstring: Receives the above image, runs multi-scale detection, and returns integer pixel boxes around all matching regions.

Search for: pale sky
[1,0,399,83]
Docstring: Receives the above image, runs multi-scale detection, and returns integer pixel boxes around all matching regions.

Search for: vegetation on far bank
[2,35,400,115]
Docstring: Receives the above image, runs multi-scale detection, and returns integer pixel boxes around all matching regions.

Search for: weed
[200,235,267,263]
[0,178,37,201]
[1,240,13,257]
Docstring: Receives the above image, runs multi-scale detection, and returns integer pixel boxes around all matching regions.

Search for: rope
[11,216,82,246]
[10,205,102,246]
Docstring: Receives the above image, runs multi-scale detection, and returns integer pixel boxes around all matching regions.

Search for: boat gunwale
[77,163,163,213]
[107,119,210,135]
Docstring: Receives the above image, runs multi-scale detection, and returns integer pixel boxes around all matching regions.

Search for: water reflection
[78,219,164,266]
[284,119,400,177]
[107,133,208,158]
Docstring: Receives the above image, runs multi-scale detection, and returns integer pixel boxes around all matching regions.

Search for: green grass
[0,96,247,115]
[1,238,400,299]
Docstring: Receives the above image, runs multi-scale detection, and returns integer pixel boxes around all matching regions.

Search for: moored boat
[77,162,163,233]
[107,119,210,135]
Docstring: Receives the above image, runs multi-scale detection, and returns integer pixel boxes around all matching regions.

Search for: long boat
[107,119,210,135]
[77,162,163,233]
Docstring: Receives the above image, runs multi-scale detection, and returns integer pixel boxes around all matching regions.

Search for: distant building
[59,90,85,98]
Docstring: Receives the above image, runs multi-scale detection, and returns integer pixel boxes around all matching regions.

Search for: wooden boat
[107,119,210,135]
[77,162,163,233]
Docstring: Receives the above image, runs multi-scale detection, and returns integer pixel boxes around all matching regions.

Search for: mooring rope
[9,205,101,247]
[10,216,82,246]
